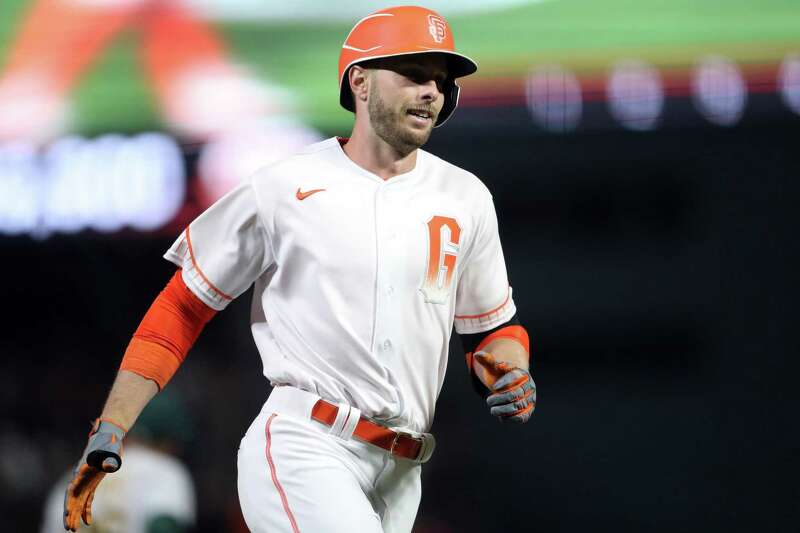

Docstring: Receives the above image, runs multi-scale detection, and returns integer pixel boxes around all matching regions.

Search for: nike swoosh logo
[296,188,326,201]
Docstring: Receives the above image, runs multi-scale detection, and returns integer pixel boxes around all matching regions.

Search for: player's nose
[418,79,441,103]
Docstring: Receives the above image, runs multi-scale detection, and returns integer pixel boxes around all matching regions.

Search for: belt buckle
[391,431,435,463]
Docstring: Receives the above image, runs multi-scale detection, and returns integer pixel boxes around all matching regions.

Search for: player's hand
[63,418,126,531]
[473,351,536,423]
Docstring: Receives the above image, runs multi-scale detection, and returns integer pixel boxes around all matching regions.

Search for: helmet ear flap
[434,81,461,127]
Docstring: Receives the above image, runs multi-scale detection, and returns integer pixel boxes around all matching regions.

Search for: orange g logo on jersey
[420,215,461,304]
[427,15,447,44]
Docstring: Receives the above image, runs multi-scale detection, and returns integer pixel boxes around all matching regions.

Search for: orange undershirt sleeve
[120,270,217,389]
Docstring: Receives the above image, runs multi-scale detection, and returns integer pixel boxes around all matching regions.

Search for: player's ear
[349,65,371,107]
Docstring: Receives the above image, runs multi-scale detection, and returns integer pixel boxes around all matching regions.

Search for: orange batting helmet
[338,5,478,127]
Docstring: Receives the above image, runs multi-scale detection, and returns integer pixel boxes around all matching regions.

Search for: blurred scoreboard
[0,134,185,236]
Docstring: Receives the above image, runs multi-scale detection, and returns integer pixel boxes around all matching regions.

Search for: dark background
[2,101,799,531]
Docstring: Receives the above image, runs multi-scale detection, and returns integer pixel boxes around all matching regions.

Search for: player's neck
[343,129,418,181]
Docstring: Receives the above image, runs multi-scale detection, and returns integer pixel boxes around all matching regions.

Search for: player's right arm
[64,179,274,530]
[99,370,159,431]
[64,268,216,531]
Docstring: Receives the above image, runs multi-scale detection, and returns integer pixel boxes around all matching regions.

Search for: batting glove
[473,351,536,423]
[63,418,126,531]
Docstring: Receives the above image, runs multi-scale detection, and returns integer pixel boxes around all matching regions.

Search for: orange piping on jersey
[265,414,301,533]
[120,270,217,389]
[184,227,233,300]
[454,287,511,319]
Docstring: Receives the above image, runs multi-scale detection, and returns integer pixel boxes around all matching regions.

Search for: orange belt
[310,399,426,461]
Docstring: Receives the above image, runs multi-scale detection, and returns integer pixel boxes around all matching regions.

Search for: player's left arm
[459,318,535,423]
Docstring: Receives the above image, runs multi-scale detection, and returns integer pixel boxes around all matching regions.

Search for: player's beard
[368,82,435,156]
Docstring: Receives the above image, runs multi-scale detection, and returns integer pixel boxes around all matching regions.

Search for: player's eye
[405,70,425,82]
[405,70,446,91]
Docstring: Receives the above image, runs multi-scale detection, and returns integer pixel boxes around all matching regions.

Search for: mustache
[403,105,437,118]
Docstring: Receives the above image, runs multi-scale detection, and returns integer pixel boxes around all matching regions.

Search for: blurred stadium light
[780,53,800,115]
[525,65,582,132]
[692,56,747,126]
[606,60,664,131]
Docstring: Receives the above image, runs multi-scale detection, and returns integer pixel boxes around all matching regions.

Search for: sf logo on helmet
[427,15,446,43]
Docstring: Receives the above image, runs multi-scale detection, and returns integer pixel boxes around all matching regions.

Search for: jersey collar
[331,137,425,185]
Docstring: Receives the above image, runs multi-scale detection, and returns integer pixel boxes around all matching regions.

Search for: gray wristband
[83,420,126,472]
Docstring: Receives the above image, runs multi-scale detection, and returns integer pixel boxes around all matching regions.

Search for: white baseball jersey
[165,137,515,433]
[41,444,196,533]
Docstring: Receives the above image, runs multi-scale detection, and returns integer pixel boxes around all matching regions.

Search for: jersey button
[383,339,392,350]
[387,286,394,295]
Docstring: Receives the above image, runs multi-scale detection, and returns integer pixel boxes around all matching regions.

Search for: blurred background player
[40,391,196,533]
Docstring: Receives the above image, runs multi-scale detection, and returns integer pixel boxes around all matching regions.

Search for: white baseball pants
[237,386,423,533]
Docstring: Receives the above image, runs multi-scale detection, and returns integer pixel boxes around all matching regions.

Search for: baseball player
[63,6,536,532]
